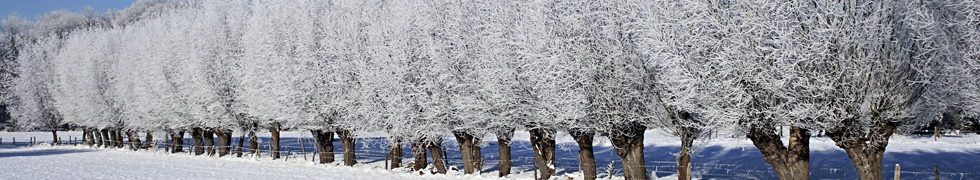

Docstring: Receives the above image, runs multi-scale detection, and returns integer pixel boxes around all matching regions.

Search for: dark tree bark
[411,141,428,171]
[215,129,233,157]
[237,133,245,157]
[337,129,356,166]
[203,129,216,156]
[496,129,514,177]
[171,131,185,153]
[87,128,96,146]
[608,123,647,180]
[109,129,121,148]
[677,126,700,180]
[126,130,142,151]
[94,128,104,147]
[453,131,483,174]
[142,131,153,149]
[82,128,91,146]
[570,129,597,180]
[101,129,111,148]
[192,127,205,155]
[426,141,447,174]
[116,130,126,148]
[389,138,404,169]
[249,130,259,156]
[51,130,58,145]
[529,128,556,179]
[747,125,809,180]
[311,129,335,163]
[828,119,896,180]
[270,123,282,159]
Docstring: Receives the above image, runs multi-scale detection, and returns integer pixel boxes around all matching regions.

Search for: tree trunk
[337,129,356,166]
[192,127,205,155]
[203,129,215,156]
[270,124,282,159]
[828,120,896,180]
[249,130,259,156]
[94,128,104,147]
[113,129,124,148]
[496,130,514,177]
[51,130,58,145]
[390,138,404,169]
[570,129,597,180]
[215,129,232,157]
[82,128,91,146]
[126,130,143,151]
[677,126,699,180]
[747,125,809,180]
[312,130,335,163]
[608,124,647,180]
[171,131,185,153]
[427,141,447,174]
[142,131,153,149]
[109,129,120,148]
[101,129,111,148]
[529,128,556,179]
[237,133,245,157]
[411,141,428,171]
[453,131,483,174]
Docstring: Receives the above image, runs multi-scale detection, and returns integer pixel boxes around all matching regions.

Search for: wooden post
[269,139,274,159]
[894,164,900,180]
[386,152,390,170]
[934,165,939,180]
[12,137,14,146]
[300,139,307,161]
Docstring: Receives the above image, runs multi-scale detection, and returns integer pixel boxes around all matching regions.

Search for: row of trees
[2,0,978,179]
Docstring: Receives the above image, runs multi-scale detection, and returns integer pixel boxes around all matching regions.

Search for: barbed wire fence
[5,135,980,179]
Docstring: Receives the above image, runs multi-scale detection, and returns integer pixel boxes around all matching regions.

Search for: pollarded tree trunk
[192,127,205,155]
[529,128,556,179]
[453,131,483,174]
[82,128,91,146]
[126,130,142,151]
[51,130,58,145]
[496,130,514,177]
[828,120,896,180]
[101,129,111,148]
[215,129,233,157]
[747,125,810,180]
[411,141,428,171]
[237,133,245,157]
[87,128,96,146]
[427,141,448,174]
[570,129,597,180]
[270,124,282,159]
[249,130,259,156]
[203,129,216,156]
[311,130,335,163]
[608,124,647,180]
[337,129,356,166]
[142,131,153,149]
[116,130,126,148]
[94,129,104,147]
[677,126,700,180]
[109,129,121,148]
[171,131,185,153]
[390,138,404,169]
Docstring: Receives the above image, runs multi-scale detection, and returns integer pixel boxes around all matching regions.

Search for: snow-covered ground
[2,131,979,179]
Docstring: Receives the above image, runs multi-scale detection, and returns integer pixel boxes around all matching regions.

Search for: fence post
[934,165,939,180]
[894,164,900,180]
[300,139,307,161]
[607,161,615,180]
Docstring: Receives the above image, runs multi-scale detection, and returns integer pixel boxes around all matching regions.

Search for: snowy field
[2,131,980,180]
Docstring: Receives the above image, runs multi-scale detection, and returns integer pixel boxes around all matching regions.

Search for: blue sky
[0,0,137,20]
